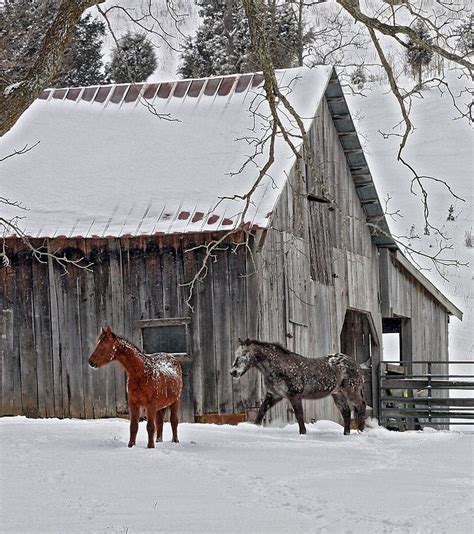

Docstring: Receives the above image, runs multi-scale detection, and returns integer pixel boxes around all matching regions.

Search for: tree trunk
[0,0,101,137]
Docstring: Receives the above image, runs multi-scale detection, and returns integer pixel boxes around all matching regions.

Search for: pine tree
[0,0,58,84]
[107,32,158,83]
[179,0,312,78]
[0,1,105,88]
[350,66,366,91]
[455,15,473,57]
[52,14,106,87]
[447,204,455,221]
[405,21,434,86]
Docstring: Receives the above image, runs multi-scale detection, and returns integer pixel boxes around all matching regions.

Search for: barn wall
[379,249,449,365]
[257,96,383,425]
[0,233,258,421]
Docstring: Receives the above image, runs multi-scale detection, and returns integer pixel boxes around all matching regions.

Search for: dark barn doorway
[340,309,379,410]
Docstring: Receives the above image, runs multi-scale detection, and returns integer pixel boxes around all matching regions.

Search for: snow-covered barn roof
[2,66,394,246]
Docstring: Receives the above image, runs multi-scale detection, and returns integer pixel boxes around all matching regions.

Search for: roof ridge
[38,67,322,105]
[44,67,304,93]
[39,71,267,105]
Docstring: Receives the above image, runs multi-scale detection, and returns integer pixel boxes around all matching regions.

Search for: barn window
[137,318,191,357]
[382,317,412,365]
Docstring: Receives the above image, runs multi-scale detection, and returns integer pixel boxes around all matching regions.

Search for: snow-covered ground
[1,417,473,533]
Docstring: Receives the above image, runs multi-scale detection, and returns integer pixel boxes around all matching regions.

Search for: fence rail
[378,360,474,429]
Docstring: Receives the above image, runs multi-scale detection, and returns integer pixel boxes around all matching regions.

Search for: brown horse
[88,326,183,448]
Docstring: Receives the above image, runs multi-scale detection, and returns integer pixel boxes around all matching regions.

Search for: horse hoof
[147,443,155,449]
[128,442,135,448]
[172,438,179,443]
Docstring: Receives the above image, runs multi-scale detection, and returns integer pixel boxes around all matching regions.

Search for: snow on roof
[1,66,334,238]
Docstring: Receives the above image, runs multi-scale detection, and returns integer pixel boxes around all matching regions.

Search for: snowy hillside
[1,417,473,533]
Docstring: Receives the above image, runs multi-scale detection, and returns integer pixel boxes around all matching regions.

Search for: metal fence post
[427,362,432,424]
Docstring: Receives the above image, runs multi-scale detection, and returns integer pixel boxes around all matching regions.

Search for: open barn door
[340,309,379,412]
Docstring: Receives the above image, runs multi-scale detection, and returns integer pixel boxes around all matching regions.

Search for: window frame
[135,317,192,361]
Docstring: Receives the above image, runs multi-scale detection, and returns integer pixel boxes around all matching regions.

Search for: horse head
[89,326,117,368]
[230,338,254,378]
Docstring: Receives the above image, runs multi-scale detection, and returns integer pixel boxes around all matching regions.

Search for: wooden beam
[135,317,191,328]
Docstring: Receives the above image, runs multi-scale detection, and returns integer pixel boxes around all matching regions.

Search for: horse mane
[247,339,292,354]
[113,333,144,357]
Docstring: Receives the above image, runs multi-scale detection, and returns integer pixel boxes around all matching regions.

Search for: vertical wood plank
[212,248,233,414]
[109,239,127,415]
[79,239,99,419]
[47,245,63,418]
[229,244,249,413]
[92,243,115,417]
[31,258,54,417]
[17,252,38,417]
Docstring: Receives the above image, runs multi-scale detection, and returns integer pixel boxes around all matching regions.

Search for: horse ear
[102,325,112,336]
[244,338,251,345]
[238,337,243,345]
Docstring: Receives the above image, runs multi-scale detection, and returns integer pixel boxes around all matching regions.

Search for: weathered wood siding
[256,96,383,425]
[0,234,258,421]
[379,249,449,364]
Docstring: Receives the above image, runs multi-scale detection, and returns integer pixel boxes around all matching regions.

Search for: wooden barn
[1,67,462,426]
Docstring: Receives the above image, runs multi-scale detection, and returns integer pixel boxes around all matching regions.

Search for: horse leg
[170,399,180,443]
[288,396,306,435]
[128,403,140,448]
[146,405,156,449]
[353,390,367,432]
[255,392,283,425]
[155,408,166,442]
[332,392,351,435]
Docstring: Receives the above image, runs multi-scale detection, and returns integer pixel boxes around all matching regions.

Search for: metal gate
[379,360,474,429]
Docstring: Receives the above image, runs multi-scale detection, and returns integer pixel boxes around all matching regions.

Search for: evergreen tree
[350,66,366,91]
[0,0,57,84]
[0,1,105,88]
[405,20,434,86]
[179,0,312,78]
[107,32,158,83]
[455,15,473,57]
[52,14,106,87]
[447,204,455,221]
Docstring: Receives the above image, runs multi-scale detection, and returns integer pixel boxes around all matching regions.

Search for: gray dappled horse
[230,338,366,435]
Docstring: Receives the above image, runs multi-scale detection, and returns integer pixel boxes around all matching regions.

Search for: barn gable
[2,67,331,238]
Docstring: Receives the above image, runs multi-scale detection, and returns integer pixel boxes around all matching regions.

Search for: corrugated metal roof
[36,71,265,109]
[2,67,334,239]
